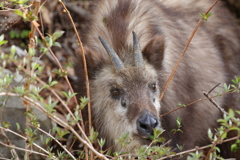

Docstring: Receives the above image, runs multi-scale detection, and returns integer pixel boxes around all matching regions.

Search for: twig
[0,128,20,160]
[29,124,76,160]
[0,92,108,160]
[58,1,92,159]
[160,0,220,101]
[58,0,92,136]
[0,126,55,159]
[18,4,85,134]
[11,60,94,158]
[205,83,221,95]
[17,7,89,160]
[23,1,41,159]
[18,65,83,133]
[204,127,230,160]
[159,135,240,160]
[0,141,49,158]
[203,83,229,115]
[108,135,240,160]
[160,91,235,117]
[0,157,12,160]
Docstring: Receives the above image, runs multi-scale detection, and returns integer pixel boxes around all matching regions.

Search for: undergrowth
[0,0,240,160]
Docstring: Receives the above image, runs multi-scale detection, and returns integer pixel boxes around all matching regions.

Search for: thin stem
[0,92,108,160]
[0,126,54,159]
[58,1,92,159]
[23,1,41,159]
[19,5,85,134]
[30,125,76,160]
[0,128,20,160]
[203,84,229,115]
[159,136,240,160]
[160,0,220,101]
[0,141,49,159]
[58,0,92,136]
[160,91,235,117]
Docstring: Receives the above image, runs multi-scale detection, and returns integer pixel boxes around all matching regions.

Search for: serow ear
[142,35,165,70]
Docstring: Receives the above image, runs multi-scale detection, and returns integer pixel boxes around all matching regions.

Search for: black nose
[137,112,160,138]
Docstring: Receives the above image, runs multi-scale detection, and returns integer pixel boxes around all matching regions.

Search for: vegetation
[0,0,240,160]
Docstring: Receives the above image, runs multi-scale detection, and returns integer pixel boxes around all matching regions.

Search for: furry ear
[142,35,165,70]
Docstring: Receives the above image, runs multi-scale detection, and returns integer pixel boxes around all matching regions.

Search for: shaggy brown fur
[74,0,240,158]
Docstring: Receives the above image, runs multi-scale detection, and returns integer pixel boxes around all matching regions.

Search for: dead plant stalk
[24,1,41,159]
[58,0,92,133]
[19,4,85,133]
[0,92,109,160]
[159,0,220,101]
[58,1,92,159]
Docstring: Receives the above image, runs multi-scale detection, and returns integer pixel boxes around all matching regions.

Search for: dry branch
[159,0,220,101]
[203,83,229,115]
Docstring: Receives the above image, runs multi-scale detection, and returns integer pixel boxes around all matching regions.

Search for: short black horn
[133,31,144,67]
[99,36,124,71]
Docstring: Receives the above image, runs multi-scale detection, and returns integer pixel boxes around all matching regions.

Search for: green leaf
[231,143,237,152]
[49,81,58,87]
[80,97,89,109]
[16,123,20,130]
[224,83,231,92]
[88,127,99,143]
[10,45,16,55]
[97,138,106,148]
[177,116,182,127]
[9,0,28,4]
[0,34,8,45]
[52,30,65,42]
[13,10,23,17]
[48,76,52,85]
[28,47,36,56]
[61,91,68,98]
[177,103,186,107]
[200,12,213,21]
[2,121,11,129]
[232,76,240,84]
[215,146,220,153]
[221,132,227,140]
[236,110,240,115]
[176,144,184,151]
[208,128,213,139]
[53,42,61,47]
[0,40,8,46]
[48,36,53,47]
[152,127,164,140]
[230,126,240,132]
[66,113,71,121]
[228,109,235,118]
[40,84,50,91]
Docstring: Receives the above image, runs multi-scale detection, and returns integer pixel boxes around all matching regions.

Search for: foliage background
[0,0,240,160]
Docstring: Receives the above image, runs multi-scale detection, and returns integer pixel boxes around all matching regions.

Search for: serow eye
[150,83,157,92]
[111,89,121,98]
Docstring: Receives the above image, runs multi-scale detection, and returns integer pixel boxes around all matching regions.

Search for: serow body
[74,0,240,158]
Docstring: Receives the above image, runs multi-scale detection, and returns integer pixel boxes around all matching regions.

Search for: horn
[133,31,144,67]
[98,36,124,71]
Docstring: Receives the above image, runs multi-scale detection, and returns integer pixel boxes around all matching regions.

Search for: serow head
[93,31,162,152]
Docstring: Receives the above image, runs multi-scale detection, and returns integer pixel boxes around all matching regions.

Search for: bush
[0,1,240,160]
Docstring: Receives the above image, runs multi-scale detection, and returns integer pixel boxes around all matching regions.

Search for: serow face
[90,32,162,152]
